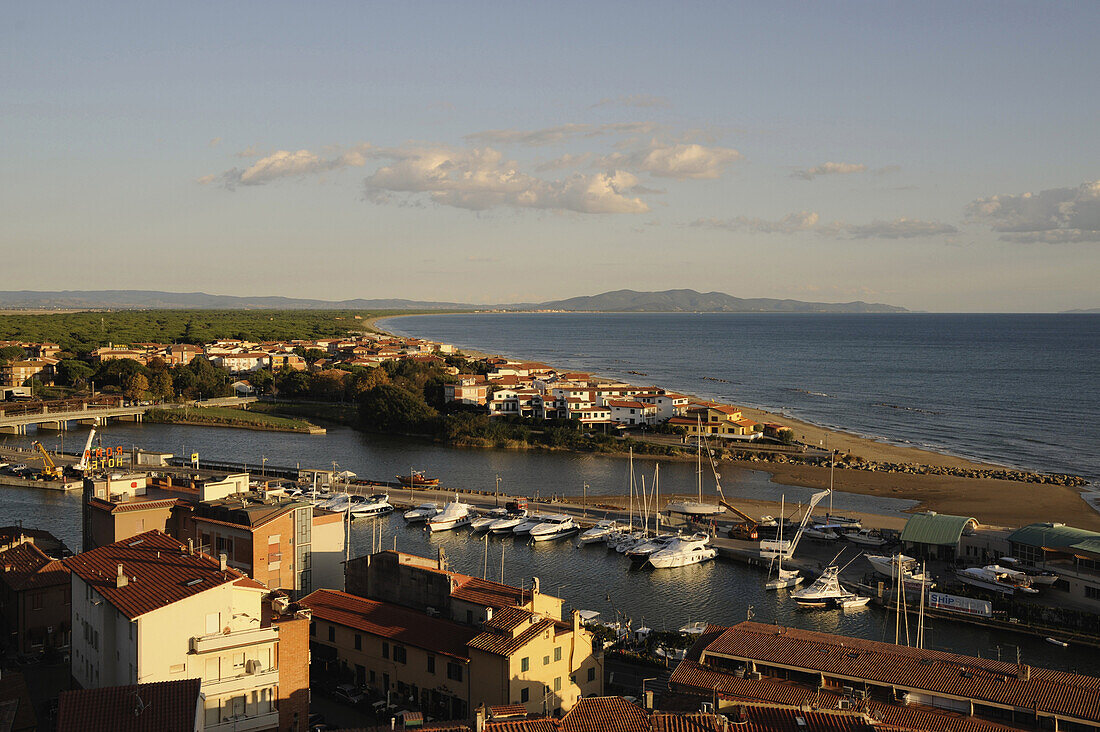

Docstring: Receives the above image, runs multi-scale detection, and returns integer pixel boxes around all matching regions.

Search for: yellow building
[669,404,760,439]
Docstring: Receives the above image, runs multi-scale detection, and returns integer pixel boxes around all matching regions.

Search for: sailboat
[765,496,802,590]
[664,425,727,518]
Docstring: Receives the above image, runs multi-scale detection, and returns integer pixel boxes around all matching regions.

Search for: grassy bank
[145,406,321,433]
[249,401,359,427]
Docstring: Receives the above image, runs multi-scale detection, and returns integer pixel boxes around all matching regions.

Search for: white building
[605,400,659,426]
[66,530,310,731]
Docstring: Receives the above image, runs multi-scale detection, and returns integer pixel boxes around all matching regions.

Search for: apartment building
[1,359,57,387]
[65,530,311,732]
[0,541,71,654]
[321,550,602,718]
[446,376,489,406]
[605,400,659,426]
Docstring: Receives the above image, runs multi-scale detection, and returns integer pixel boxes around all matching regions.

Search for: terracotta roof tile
[302,589,477,660]
[469,618,554,657]
[56,678,201,732]
[63,530,255,619]
[0,542,69,591]
[701,622,1100,725]
[561,697,649,732]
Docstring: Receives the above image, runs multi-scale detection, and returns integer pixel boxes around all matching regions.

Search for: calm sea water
[382,313,1100,481]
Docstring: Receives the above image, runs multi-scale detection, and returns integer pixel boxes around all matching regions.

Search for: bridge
[0,398,152,434]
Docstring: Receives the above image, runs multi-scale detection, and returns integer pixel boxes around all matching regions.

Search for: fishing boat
[579,520,619,544]
[647,534,717,569]
[396,470,440,487]
[956,565,1039,595]
[845,528,889,547]
[403,503,440,522]
[791,566,853,608]
[427,498,475,532]
[469,508,509,532]
[488,510,528,534]
[529,515,580,542]
[349,493,394,517]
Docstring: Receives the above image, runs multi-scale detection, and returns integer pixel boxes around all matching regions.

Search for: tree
[346,366,389,399]
[358,384,438,433]
[123,373,149,402]
[309,370,347,401]
[0,346,25,364]
[249,369,274,394]
[56,359,94,387]
[149,371,173,402]
[777,428,795,445]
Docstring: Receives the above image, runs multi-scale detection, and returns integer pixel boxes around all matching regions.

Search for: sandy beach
[368,312,1099,530]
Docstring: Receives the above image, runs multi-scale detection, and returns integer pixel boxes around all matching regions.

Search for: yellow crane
[30,441,62,479]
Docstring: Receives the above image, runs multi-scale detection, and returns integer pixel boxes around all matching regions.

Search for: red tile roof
[63,530,258,619]
[0,671,37,732]
[561,697,650,732]
[485,722,558,732]
[469,616,555,657]
[607,400,647,409]
[700,622,1100,725]
[0,542,69,591]
[302,589,477,660]
[56,677,201,732]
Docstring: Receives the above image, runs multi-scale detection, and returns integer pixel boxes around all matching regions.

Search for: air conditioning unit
[245,659,263,674]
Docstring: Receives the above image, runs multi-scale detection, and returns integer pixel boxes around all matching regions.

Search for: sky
[2,2,1098,312]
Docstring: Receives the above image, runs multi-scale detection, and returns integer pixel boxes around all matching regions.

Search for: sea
[382,313,1100,482]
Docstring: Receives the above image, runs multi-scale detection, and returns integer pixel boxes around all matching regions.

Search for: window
[354,634,362,651]
[543,655,550,666]
[587,667,596,682]
[232,653,245,671]
[447,662,463,682]
[31,592,44,610]
[554,677,561,692]
[520,687,529,702]
[382,641,389,659]
[309,621,316,637]
[554,646,562,662]
[370,670,376,684]
[427,655,435,674]
[520,657,529,672]
[394,645,406,664]
[466,610,473,624]
[327,625,335,642]
[1087,586,1100,600]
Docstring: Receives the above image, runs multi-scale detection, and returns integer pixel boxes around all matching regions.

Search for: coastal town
[0,329,1100,731]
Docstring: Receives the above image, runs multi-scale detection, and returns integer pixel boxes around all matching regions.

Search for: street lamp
[583,482,589,518]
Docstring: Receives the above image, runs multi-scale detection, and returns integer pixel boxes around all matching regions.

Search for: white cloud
[364,145,648,214]
[691,212,956,239]
[591,94,672,109]
[602,141,742,180]
[200,145,373,188]
[968,180,1100,243]
[791,161,867,180]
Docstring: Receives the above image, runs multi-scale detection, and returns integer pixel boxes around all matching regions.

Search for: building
[898,512,979,562]
[669,405,760,439]
[446,376,490,406]
[605,400,659,427]
[0,541,71,654]
[1,358,57,387]
[0,671,38,731]
[1005,522,1100,609]
[64,530,311,732]
[56,677,203,732]
[670,621,1100,732]
[308,550,603,719]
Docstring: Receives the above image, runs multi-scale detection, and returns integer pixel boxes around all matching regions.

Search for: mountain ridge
[0,288,907,313]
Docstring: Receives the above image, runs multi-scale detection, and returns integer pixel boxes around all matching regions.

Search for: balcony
[205,710,280,732]
[202,666,279,696]
[190,625,278,654]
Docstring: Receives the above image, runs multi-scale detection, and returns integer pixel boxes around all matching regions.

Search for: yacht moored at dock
[427,498,475,532]
[529,515,580,542]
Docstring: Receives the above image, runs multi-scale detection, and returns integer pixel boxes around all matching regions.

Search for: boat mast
[777,495,785,573]
[654,464,660,534]
[628,447,635,532]
[696,417,703,504]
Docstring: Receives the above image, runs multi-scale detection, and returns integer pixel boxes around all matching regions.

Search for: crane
[30,442,62,479]
[73,427,97,472]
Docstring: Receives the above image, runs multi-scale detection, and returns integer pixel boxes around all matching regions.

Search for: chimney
[474,705,487,732]
[116,564,128,588]
[187,539,194,555]
[532,576,540,595]
[219,552,227,571]
[1019,664,1031,680]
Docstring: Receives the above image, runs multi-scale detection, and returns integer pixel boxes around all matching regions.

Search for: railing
[190,625,278,654]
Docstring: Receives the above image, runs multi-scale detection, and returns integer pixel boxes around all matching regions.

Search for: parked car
[333,684,365,705]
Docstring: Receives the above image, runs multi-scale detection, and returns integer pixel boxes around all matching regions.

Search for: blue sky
[3,2,1098,311]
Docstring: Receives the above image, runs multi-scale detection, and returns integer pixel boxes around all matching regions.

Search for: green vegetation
[249,401,359,426]
[145,406,316,432]
[0,309,404,353]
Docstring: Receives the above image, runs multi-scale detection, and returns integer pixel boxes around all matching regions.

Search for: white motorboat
[488,511,528,534]
[579,520,619,544]
[469,508,509,532]
[511,515,545,536]
[956,565,1039,595]
[840,595,871,609]
[845,528,889,547]
[865,553,935,590]
[349,494,394,517]
[679,621,709,636]
[315,493,351,512]
[765,567,803,590]
[647,535,717,569]
[529,515,580,542]
[792,566,853,608]
[802,525,840,541]
[404,503,440,522]
[625,533,678,561]
[997,557,1059,586]
[428,499,475,532]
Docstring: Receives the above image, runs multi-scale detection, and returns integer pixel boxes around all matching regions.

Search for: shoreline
[370,312,1100,529]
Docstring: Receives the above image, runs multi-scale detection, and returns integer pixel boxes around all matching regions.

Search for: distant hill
[0,288,907,313]
[0,290,471,311]
[1062,308,1100,314]
[536,289,907,313]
